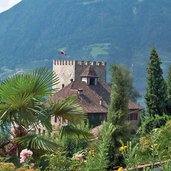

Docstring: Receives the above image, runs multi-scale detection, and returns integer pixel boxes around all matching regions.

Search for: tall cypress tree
[107,64,132,167]
[108,64,132,124]
[145,48,167,116]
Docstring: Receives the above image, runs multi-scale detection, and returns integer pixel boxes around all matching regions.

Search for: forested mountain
[0,0,171,92]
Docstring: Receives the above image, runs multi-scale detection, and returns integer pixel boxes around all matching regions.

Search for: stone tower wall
[53,60,76,90]
[53,60,106,91]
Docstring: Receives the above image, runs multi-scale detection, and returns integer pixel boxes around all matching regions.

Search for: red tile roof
[128,100,144,110]
[50,80,144,114]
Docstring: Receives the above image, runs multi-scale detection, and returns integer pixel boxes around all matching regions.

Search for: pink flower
[20,158,25,163]
[75,154,83,161]
[20,149,33,163]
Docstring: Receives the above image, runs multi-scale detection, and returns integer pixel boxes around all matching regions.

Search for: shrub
[0,162,15,171]
[43,151,71,171]
[16,168,39,171]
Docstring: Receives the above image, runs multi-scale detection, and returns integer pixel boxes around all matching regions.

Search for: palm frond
[36,111,52,131]
[0,67,59,102]
[0,127,10,144]
[14,134,59,152]
[0,97,48,129]
[31,67,59,96]
[0,68,59,129]
[0,74,31,101]
[60,124,93,139]
[49,96,86,124]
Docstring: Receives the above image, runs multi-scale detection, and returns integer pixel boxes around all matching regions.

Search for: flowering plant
[73,153,83,161]
[72,148,96,162]
[117,167,123,171]
[20,149,33,168]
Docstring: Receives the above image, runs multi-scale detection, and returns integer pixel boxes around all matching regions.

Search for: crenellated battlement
[53,60,76,65]
[53,60,106,66]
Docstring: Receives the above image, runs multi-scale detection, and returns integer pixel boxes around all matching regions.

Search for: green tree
[145,48,167,116]
[166,65,171,114]
[107,64,133,168]
[108,64,133,124]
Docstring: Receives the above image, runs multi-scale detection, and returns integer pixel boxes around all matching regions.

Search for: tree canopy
[145,48,167,117]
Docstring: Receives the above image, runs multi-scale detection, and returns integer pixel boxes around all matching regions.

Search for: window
[89,78,95,85]
[128,113,138,120]
[38,128,41,134]
[43,130,46,135]
[54,115,57,123]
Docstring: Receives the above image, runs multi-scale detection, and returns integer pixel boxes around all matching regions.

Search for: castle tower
[53,60,106,90]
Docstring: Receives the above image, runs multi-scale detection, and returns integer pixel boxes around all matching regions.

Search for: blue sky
[0,0,22,13]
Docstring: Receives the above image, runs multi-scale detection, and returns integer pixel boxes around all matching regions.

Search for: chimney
[77,89,83,95]
[70,78,73,83]
[99,97,103,106]
[62,84,64,88]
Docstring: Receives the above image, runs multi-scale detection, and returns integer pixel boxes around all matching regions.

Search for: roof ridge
[80,65,98,78]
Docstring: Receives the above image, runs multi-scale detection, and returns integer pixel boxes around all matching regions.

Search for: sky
[0,0,22,13]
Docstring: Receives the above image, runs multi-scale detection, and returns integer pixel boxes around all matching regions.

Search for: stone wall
[53,60,76,90]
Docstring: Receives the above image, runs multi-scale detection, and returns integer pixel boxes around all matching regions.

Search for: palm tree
[0,68,90,155]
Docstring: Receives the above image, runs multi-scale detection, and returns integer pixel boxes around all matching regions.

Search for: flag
[60,50,65,55]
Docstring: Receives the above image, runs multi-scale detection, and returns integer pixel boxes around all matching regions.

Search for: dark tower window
[54,115,57,123]
[90,78,95,85]
[43,130,46,135]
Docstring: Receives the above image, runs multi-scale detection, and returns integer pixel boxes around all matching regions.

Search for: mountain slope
[0,0,171,92]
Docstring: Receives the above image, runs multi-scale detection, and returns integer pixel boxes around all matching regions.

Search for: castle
[37,60,143,134]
